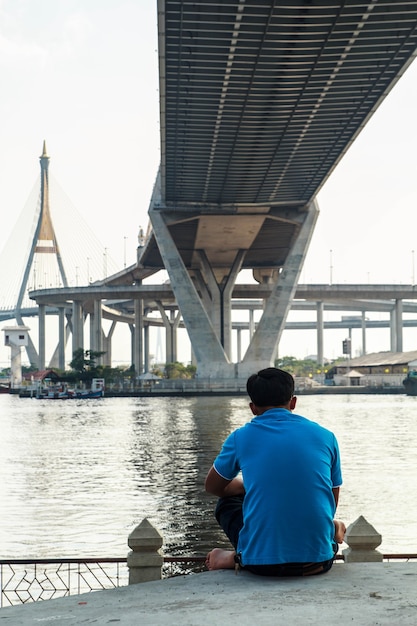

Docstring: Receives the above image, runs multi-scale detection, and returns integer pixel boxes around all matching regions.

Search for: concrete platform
[1,563,416,625]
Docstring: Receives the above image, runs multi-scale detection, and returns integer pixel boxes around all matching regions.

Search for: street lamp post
[329,249,333,285]
[103,248,108,279]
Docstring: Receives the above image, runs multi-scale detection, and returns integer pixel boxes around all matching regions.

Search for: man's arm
[205,465,245,498]
[332,486,340,507]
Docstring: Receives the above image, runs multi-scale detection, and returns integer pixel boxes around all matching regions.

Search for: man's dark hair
[246,367,294,407]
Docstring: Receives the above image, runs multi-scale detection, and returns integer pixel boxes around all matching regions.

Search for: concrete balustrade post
[127,518,164,584]
[342,515,383,562]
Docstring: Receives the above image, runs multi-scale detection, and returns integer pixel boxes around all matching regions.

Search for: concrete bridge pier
[72,300,84,354]
[149,199,318,379]
[316,301,324,367]
[143,323,150,373]
[58,308,66,369]
[395,299,403,353]
[89,299,103,363]
[361,311,367,356]
[48,308,70,370]
[155,303,181,364]
[149,207,234,379]
[103,321,116,367]
[194,249,244,361]
[389,300,403,353]
[38,303,46,370]
[238,201,320,379]
[133,299,144,374]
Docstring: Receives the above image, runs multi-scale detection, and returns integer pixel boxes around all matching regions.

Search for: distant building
[327,350,417,387]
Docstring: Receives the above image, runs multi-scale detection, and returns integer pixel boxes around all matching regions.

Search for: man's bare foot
[205,548,236,570]
[334,519,346,543]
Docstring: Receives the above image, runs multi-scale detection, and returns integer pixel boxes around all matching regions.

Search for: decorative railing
[1,554,416,608]
[0,556,211,607]
[0,558,127,607]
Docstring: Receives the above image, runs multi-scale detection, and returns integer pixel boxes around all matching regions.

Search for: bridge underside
[138,0,417,377]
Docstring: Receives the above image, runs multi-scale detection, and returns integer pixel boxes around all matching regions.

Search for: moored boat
[70,388,104,399]
[35,383,104,399]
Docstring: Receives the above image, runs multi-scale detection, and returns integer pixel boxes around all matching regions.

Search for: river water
[0,393,416,559]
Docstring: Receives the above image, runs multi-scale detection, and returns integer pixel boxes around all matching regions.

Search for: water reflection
[0,394,416,559]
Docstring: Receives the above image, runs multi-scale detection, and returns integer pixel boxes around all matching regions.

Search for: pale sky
[1,0,417,366]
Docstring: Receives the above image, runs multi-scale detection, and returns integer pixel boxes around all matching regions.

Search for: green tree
[165,361,196,379]
[68,348,106,384]
[275,356,318,378]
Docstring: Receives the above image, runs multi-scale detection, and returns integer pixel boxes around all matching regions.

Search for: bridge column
[58,307,66,370]
[144,323,150,373]
[193,256,221,341]
[236,328,242,363]
[361,311,367,356]
[390,308,395,351]
[134,299,144,375]
[156,304,181,364]
[395,299,403,352]
[72,301,84,354]
[222,252,245,359]
[102,320,116,367]
[90,299,103,363]
[149,206,231,378]
[241,200,319,378]
[249,309,255,339]
[389,302,403,353]
[316,301,324,367]
[38,304,46,370]
[195,250,244,360]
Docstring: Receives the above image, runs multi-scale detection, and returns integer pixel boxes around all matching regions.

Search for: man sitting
[205,367,345,575]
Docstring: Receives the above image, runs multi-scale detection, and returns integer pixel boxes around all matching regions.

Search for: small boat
[36,383,104,399]
[0,383,10,394]
[37,385,71,400]
[69,388,104,399]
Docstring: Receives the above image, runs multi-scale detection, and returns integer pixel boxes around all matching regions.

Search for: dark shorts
[215,494,336,577]
[235,553,336,577]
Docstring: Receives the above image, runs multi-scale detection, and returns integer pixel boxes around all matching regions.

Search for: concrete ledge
[1,563,416,625]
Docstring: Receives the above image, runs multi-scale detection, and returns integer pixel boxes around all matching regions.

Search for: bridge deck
[142,0,417,273]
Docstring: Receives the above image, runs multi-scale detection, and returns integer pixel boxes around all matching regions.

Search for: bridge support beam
[90,299,103,363]
[361,311,367,356]
[389,300,403,353]
[155,303,181,365]
[194,250,244,360]
[239,200,319,378]
[144,323,150,373]
[103,321,116,367]
[72,301,84,355]
[38,304,46,371]
[149,207,232,378]
[58,308,66,369]
[134,299,144,374]
[150,199,318,378]
[317,301,324,367]
[394,299,403,352]
[49,309,70,370]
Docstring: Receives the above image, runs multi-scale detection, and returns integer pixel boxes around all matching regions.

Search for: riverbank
[1,563,416,625]
[15,384,407,397]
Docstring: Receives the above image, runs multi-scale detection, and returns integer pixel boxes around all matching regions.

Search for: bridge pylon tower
[15,141,69,368]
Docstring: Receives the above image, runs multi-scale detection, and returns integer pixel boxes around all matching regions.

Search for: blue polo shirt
[213,408,342,566]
